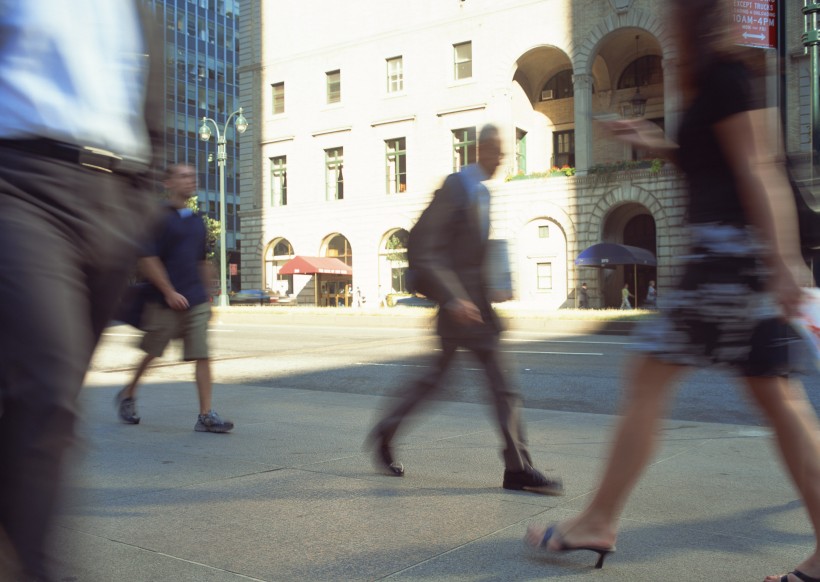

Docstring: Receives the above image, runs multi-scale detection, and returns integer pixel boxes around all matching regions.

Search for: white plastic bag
[791,288,820,367]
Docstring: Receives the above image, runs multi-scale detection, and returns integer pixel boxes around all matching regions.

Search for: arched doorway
[379,229,409,295]
[321,233,353,306]
[600,203,656,307]
[623,214,656,307]
[264,238,294,295]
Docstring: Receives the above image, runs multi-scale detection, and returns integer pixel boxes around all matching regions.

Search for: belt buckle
[79,146,119,173]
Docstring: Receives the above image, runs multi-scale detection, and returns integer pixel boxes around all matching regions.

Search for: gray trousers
[0,146,149,580]
[377,336,532,472]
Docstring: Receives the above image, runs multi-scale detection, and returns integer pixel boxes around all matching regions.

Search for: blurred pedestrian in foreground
[0,2,164,579]
[116,164,234,433]
[367,125,563,495]
[526,1,820,580]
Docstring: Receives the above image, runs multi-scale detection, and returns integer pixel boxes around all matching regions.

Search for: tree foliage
[186,196,221,261]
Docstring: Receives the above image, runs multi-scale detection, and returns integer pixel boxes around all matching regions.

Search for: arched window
[326,234,352,266]
[540,69,574,101]
[273,239,292,256]
[264,238,294,294]
[381,229,409,293]
[618,55,663,90]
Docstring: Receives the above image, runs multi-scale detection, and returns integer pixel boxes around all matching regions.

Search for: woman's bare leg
[744,377,820,582]
[527,354,685,549]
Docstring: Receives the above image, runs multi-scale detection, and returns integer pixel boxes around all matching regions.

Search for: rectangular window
[385,138,407,194]
[272,82,285,114]
[515,128,527,174]
[326,70,341,104]
[538,225,549,238]
[270,156,287,207]
[452,127,476,172]
[537,262,553,290]
[553,130,575,168]
[325,147,344,200]
[386,56,403,93]
[454,41,472,80]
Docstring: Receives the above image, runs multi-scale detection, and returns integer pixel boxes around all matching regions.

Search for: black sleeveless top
[676,59,756,226]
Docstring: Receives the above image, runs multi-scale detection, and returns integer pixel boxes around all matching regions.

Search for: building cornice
[370,115,416,127]
[261,135,295,146]
[311,126,353,137]
[435,103,486,117]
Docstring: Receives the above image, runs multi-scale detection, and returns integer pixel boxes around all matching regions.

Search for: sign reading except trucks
[733,0,777,49]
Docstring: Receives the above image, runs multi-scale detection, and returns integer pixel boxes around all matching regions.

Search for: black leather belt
[0,139,148,176]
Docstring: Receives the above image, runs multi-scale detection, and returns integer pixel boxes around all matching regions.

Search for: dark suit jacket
[412,170,501,344]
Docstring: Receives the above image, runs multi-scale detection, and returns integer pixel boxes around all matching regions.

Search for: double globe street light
[199,107,248,307]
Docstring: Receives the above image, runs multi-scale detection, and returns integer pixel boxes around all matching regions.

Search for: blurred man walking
[116,164,234,434]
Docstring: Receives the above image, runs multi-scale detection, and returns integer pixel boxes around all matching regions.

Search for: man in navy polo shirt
[116,164,233,433]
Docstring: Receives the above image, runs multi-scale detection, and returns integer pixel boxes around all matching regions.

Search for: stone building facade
[236,0,808,309]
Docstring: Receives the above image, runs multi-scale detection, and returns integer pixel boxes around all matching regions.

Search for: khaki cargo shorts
[140,301,211,361]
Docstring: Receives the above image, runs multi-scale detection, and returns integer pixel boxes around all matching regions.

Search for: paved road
[95,310,820,427]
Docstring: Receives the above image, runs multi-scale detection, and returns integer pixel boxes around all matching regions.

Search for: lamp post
[198,107,248,307]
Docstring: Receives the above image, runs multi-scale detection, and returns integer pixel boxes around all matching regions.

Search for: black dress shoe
[366,427,404,476]
[503,465,563,495]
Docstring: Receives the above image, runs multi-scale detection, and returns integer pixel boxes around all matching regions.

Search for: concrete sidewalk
[50,368,812,581]
[210,305,639,336]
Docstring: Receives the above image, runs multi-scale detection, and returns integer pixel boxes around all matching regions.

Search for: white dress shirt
[0,0,150,161]
[459,163,491,240]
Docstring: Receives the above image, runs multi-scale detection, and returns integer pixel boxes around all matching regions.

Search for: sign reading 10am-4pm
[733,0,777,49]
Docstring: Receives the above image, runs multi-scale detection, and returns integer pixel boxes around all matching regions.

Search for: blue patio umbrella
[575,243,657,308]
[574,243,657,268]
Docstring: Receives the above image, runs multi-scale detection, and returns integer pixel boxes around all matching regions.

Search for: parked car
[391,294,436,308]
[229,289,277,306]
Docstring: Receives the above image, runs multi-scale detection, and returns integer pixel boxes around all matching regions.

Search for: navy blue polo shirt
[145,207,209,307]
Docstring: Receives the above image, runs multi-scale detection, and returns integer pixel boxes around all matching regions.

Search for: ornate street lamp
[199,107,248,307]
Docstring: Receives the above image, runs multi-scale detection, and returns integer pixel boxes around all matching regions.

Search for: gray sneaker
[115,389,140,424]
[195,410,234,433]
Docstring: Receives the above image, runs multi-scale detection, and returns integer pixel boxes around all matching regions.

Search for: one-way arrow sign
[734,0,777,49]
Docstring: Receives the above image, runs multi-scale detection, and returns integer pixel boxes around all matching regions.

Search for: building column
[572,73,593,176]
[662,58,680,140]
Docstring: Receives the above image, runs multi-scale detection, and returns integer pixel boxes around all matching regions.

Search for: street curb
[211,307,639,336]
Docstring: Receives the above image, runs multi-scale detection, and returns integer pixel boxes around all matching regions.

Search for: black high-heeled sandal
[364,426,404,476]
[540,525,616,569]
[780,571,820,582]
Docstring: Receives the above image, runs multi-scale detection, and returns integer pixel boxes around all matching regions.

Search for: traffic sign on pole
[733,0,778,49]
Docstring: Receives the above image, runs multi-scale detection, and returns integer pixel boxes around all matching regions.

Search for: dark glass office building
[141,0,242,290]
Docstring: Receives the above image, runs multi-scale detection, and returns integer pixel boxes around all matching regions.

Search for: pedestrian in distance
[116,164,234,434]
[367,124,563,495]
[645,280,657,310]
[525,2,820,581]
[619,283,634,309]
[0,2,166,579]
[579,282,590,309]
